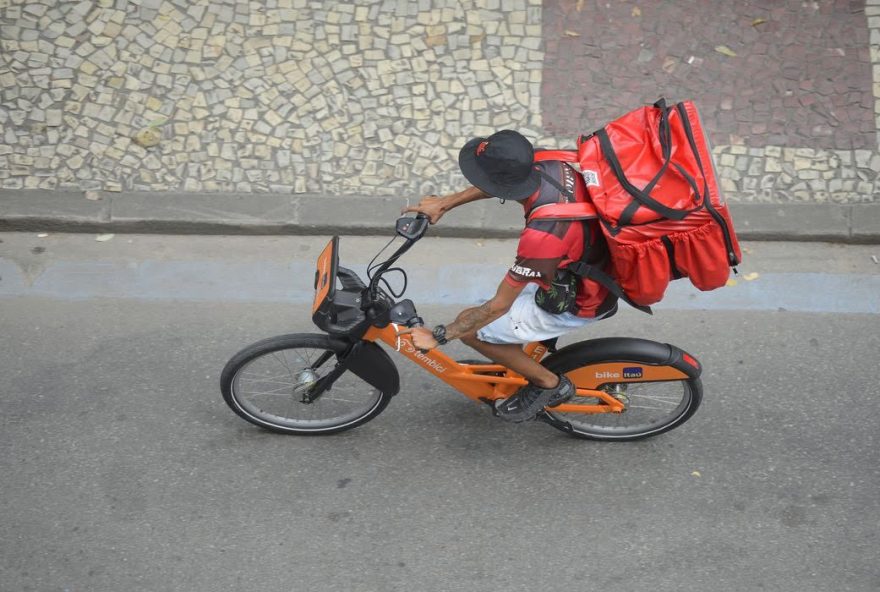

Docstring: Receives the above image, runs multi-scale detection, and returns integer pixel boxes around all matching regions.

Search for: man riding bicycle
[401,130,617,423]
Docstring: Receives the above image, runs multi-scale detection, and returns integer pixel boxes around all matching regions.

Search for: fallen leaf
[37,233,49,238]
[133,127,161,148]
[661,57,677,73]
[632,7,641,17]
[743,272,760,281]
[564,30,580,37]
[715,45,738,57]
[95,234,115,242]
[751,18,767,27]
[576,0,584,11]
[726,279,738,287]
[691,471,702,478]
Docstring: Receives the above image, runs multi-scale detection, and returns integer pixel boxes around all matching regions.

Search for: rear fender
[542,337,702,382]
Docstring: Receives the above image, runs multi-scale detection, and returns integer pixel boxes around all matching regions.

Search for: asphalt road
[1,233,879,591]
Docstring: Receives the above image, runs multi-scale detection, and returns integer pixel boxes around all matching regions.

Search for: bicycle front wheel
[220,334,393,435]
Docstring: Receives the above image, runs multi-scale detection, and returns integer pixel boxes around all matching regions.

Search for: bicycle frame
[362,324,692,415]
[313,225,693,416]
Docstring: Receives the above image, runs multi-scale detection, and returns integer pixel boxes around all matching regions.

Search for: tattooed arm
[401,279,525,350]
[445,279,524,340]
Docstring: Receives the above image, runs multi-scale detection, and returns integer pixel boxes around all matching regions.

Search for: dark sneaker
[495,375,574,423]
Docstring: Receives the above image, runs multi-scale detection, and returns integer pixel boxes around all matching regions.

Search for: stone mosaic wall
[0,0,879,203]
[0,0,543,196]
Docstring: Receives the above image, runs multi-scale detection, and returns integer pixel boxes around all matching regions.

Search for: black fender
[542,337,702,379]
[329,337,401,396]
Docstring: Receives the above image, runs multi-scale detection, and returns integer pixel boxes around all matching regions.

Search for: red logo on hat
[476,141,489,156]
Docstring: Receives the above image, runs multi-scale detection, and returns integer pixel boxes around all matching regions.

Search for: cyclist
[400,130,617,422]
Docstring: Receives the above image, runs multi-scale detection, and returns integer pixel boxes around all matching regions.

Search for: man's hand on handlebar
[396,327,439,351]
[401,195,445,224]
[401,187,492,224]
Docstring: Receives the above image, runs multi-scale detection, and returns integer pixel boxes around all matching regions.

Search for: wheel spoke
[272,352,295,379]
[247,389,297,397]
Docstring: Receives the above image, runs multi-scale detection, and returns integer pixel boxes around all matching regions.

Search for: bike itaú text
[220,214,703,441]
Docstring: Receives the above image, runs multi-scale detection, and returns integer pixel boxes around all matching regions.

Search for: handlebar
[367,213,430,297]
[315,214,429,337]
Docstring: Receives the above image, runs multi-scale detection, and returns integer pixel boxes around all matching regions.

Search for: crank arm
[535,411,574,432]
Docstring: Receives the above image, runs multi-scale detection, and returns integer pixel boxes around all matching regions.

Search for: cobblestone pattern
[542,0,875,150]
[870,0,880,135]
[0,0,543,196]
[542,0,880,204]
[713,145,879,203]
[0,0,879,204]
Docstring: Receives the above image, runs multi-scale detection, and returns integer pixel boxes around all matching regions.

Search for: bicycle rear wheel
[541,338,703,441]
[220,334,393,435]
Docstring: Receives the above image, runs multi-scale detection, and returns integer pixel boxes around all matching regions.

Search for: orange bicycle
[220,215,703,441]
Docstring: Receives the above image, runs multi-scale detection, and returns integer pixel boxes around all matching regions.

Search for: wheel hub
[293,368,319,399]
[605,383,629,410]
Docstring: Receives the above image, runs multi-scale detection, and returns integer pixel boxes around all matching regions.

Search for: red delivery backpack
[530,99,742,309]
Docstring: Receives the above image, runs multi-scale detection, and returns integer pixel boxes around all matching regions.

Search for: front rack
[313,266,369,335]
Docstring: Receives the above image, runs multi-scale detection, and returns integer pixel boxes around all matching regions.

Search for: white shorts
[476,283,603,345]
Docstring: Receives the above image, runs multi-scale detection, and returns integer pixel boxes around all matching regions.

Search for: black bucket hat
[458,130,541,201]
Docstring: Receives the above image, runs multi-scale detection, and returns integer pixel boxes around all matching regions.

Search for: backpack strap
[534,149,578,163]
[528,202,598,221]
[536,169,574,199]
[568,261,653,315]
[533,152,580,199]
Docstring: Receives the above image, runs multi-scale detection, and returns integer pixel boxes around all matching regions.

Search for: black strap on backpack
[537,168,574,199]
[568,260,652,315]
[566,221,653,316]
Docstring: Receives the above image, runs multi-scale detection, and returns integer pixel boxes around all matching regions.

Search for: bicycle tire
[220,333,394,435]
[540,338,703,441]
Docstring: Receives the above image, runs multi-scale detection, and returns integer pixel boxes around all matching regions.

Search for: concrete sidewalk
[0,190,878,243]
